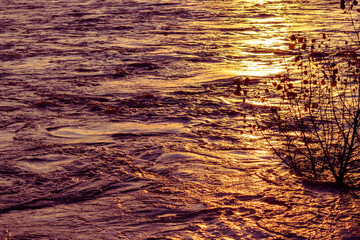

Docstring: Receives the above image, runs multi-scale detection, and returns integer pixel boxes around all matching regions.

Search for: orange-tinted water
[0,0,359,239]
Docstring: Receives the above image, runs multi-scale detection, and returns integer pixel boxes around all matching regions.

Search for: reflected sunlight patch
[229,60,285,77]
[241,37,286,49]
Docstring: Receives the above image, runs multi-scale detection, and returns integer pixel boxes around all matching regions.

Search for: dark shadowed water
[1,0,359,239]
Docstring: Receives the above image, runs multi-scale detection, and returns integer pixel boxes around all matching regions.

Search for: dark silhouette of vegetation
[236,1,360,188]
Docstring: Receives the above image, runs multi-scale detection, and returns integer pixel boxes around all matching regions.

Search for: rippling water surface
[1,0,360,239]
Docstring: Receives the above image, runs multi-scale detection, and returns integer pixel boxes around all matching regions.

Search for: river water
[1,0,360,239]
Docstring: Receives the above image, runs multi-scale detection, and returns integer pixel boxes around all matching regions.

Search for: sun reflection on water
[229,60,285,76]
[201,0,292,78]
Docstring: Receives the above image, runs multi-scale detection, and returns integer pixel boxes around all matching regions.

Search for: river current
[1,0,360,239]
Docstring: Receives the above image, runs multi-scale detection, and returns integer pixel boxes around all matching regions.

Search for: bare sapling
[235,30,360,188]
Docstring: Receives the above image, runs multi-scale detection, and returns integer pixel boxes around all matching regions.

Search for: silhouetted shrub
[236,3,360,187]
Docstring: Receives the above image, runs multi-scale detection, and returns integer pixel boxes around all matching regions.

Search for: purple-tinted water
[1,0,359,239]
